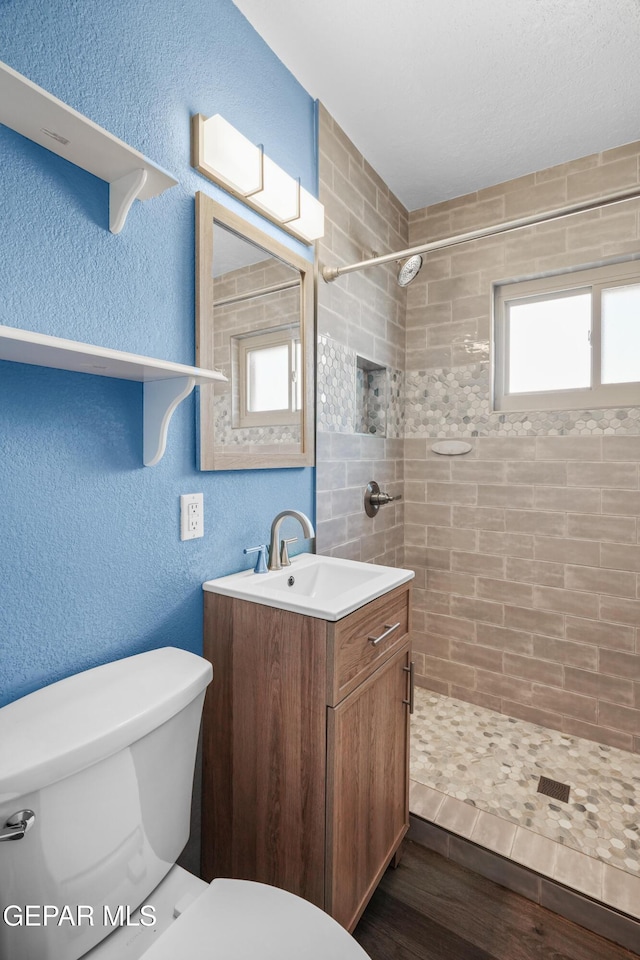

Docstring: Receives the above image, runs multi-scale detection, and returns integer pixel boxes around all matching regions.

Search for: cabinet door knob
[368,621,400,646]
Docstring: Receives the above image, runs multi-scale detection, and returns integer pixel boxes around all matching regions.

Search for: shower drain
[537,776,570,803]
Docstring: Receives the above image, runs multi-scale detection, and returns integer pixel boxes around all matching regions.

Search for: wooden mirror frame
[195,192,315,470]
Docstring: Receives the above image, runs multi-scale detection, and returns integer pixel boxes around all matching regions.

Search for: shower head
[397,254,423,286]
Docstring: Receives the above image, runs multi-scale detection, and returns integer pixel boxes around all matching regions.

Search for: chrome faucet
[268,509,315,571]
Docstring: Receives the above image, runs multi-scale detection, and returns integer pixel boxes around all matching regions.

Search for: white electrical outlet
[180,493,204,540]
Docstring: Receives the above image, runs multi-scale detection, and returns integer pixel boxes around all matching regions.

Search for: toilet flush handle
[0,809,36,842]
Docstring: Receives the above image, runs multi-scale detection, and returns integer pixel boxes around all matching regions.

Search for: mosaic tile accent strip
[317,334,404,438]
[411,688,640,879]
[405,364,640,437]
[213,395,300,445]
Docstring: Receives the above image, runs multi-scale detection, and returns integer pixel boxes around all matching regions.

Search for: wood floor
[353,841,638,960]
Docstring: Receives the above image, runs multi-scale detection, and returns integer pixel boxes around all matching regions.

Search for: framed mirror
[195,192,314,470]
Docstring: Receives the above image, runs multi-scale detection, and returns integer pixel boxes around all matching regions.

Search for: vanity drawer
[327,582,411,705]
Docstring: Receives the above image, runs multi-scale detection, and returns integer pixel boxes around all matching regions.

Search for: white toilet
[0,647,370,959]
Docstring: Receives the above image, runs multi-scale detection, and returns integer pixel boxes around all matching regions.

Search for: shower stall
[315,102,640,945]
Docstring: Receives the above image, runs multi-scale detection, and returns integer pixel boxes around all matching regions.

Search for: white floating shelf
[0,60,178,233]
[0,325,226,466]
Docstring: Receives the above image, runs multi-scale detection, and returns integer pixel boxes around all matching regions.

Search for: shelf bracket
[143,376,196,467]
[109,168,148,234]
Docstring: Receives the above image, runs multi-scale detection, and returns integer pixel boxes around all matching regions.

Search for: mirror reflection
[196,193,314,470]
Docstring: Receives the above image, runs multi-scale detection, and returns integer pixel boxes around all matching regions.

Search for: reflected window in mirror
[196,193,314,470]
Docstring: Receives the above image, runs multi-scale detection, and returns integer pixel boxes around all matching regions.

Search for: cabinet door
[326,644,410,931]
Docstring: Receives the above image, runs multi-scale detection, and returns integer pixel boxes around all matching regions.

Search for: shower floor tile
[410,688,640,909]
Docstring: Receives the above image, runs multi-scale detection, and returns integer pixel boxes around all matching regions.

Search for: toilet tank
[0,647,212,960]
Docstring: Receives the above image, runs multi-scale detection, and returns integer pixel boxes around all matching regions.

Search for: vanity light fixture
[192,113,324,243]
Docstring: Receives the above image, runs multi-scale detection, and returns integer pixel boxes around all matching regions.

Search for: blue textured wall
[0,0,316,705]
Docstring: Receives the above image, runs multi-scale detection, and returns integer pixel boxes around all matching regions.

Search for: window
[494,261,640,411]
[236,327,302,428]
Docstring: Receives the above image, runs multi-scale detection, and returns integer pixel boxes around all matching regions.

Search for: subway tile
[434,796,479,838]
[404,482,427,505]
[450,595,505,625]
[602,865,640,920]
[567,461,638,489]
[561,716,634,751]
[600,596,640,627]
[567,156,639,202]
[501,699,564,730]
[511,827,557,876]
[426,612,476,642]
[476,622,533,655]
[565,616,635,651]
[477,577,534,606]
[535,436,602,460]
[423,591,451,615]
[424,655,476,688]
[504,652,563,686]
[553,846,603,900]
[448,835,542,902]
[603,436,640,461]
[540,878,640,954]
[533,635,598,670]
[426,504,453,526]
[427,481,477,505]
[478,531,535,559]
[599,649,640,681]
[602,489,640,516]
[449,639,504,672]
[567,513,636,543]
[451,551,505,578]
[598,700,640,735]
[452,505,505,531]
[506,460,568,486]
[427,525,478,551]
[451,459,507,483]
[504,177,567,218]
[475,668,533,703]
[477,437,537,460]
[564,666,634,705]
[470,811,517,857]
[406,458,451,481]
[426,569,476,596]
[505,509,566,537]
[427,272,482,304]
[534,486,601,513]
[425,547,452,570]
[532,684,597,722]
[409,781,445,821]
[478,484,534,508]
[504,605,565,639]
[565,564,637,598]
[533,585,599,618]
[534,536,600,566]
[422,632,451,659]
[601,542,640,573]
[506,557,565,587]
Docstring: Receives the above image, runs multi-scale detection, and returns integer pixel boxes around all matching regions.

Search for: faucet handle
[280,537,298,567]
[244,544,268,574]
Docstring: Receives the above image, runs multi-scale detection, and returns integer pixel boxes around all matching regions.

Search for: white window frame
[237,327,301,428]
[493,259,640,412]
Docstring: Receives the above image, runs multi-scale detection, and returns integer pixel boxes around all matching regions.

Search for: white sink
[203,553,414,621]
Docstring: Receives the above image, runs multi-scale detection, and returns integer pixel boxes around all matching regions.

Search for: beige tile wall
[316,105,407,565]
[407,142,640,752]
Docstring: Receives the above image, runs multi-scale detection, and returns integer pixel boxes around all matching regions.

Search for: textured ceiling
[233,0,640,211]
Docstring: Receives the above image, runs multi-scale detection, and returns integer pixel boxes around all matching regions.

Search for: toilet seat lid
[142,878,370,959]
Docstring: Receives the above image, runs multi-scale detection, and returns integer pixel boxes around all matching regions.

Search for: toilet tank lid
[0,647,212,803]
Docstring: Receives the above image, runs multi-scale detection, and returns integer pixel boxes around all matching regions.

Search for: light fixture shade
[202,114,262,196]
[287,186,325,242]
[251,156,299,221]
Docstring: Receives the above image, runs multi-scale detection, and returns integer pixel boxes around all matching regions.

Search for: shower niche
[355,355,387,437]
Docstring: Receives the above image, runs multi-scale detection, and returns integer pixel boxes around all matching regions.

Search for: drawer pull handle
[403,661,415,714]
[368,622,401,646]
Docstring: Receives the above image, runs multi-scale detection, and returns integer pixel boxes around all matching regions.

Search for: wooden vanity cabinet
[201,581,412,932]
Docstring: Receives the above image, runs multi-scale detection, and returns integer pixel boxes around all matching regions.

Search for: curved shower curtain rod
[321,185,640,283]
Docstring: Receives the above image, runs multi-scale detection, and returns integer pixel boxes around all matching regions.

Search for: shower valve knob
[364,481,402,518]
